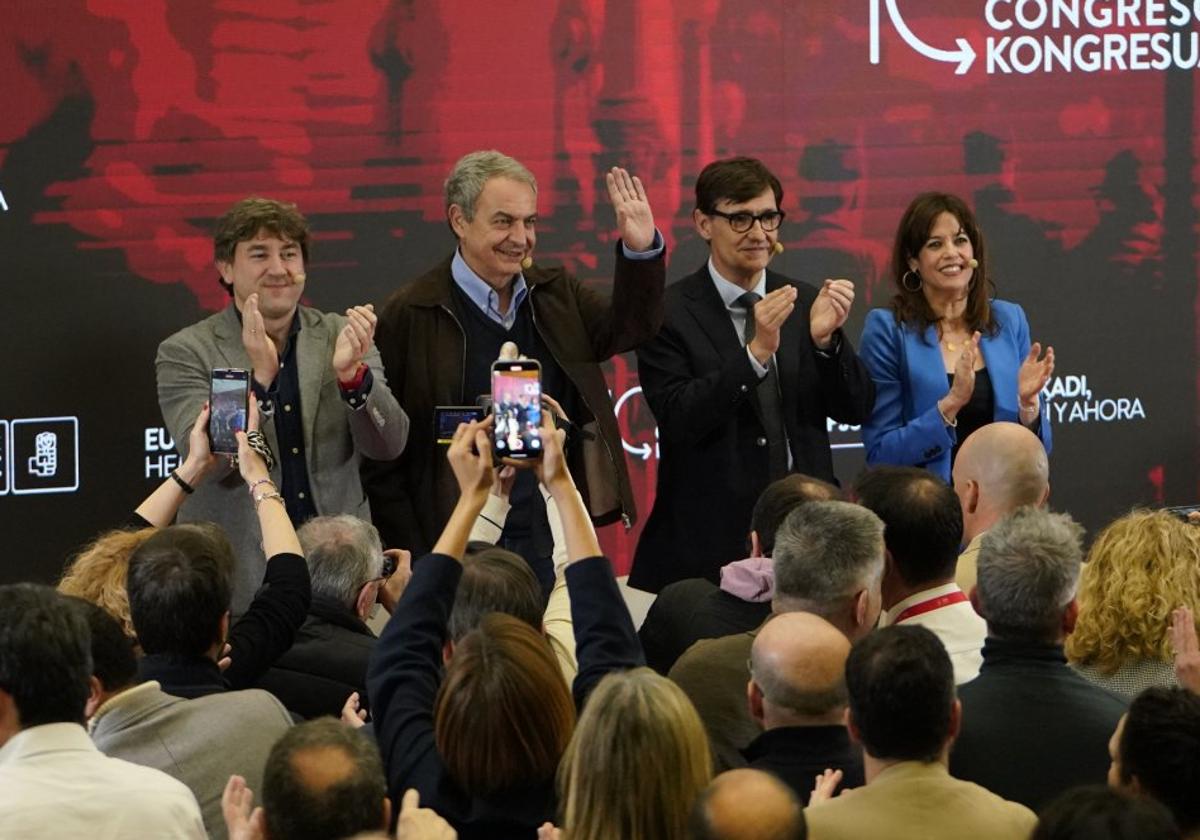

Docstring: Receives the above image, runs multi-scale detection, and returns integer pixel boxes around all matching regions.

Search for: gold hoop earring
[901,270,922,292]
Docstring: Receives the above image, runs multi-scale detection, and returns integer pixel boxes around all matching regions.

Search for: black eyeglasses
[706,208,786,233]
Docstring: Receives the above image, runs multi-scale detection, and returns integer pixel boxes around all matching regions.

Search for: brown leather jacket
[363,244,664,554]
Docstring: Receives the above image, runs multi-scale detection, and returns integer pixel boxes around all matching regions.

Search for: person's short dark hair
[213,197,310,295]
[1032,786,1179,840]
[1120,687,1200,834]
[448,545,543,643]
[750,474,841,557]
[262,718,387,840]
[66,596,137,693]
[0,584,92,728]
[127,523,234,658]
[695,157,783,215]
[845,625,954,763]
[853,466,963,587]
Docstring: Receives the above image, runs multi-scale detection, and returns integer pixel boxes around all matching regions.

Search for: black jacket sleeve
[367,552,460,799]
[224,552,311,689]
[568,555,644,708]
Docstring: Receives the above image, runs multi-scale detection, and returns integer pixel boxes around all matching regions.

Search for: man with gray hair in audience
[258,515,408,719]
[950,506,1128,812]
[670,500,884,771]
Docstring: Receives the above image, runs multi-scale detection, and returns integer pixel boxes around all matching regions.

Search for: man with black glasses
[630,157,873,593]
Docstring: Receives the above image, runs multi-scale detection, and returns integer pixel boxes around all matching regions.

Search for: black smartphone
[208,368,250,455]
[491,359,543,459]
[434,406,486,444]
[380,552,397,579]
[1165,504,1200,522]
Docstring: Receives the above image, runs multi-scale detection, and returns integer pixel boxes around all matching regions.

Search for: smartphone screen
[434,406,486,444]
[209,368,250,455]
[491,361,542,458]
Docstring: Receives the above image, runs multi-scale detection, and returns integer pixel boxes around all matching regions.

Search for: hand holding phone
[491,360,543,459]
[208,368,250,455]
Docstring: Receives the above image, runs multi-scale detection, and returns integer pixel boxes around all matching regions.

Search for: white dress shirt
[0,722,206,839]
[881,582,987,684]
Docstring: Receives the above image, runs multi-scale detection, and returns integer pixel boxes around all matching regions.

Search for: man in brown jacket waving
[365,151,664,590]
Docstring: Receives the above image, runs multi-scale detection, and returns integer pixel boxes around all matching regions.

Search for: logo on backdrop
[1043,373,1146,424]
[3,417,80,495]
[870,0,1200,76]
[144,427,181,479]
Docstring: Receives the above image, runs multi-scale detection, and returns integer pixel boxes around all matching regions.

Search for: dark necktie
[737,291,788,480]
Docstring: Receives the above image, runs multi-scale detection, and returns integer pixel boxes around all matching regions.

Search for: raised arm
[531,412,642,706]
[223,401,310,688]
[367,418,495,791]
[1173,606,1200,695]
[134,404,218,527]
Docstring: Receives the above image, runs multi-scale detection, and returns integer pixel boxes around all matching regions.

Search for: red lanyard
[894,591,968,624]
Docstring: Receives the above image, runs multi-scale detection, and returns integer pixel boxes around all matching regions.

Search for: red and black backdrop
[2,0,1196,579]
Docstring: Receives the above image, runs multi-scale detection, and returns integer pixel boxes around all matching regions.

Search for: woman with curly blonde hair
[1067,509,1200,698]
[58,527,156,639]
[58,405,220,644]
[545,667,712,840]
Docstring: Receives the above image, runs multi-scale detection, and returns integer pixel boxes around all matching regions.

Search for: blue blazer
[859,299,1051,481]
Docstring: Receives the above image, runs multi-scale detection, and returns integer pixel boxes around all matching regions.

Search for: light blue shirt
[451,230,665,330]
[451,250,530,330]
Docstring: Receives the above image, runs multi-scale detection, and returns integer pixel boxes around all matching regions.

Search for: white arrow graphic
[613,386,656,461]
[870,0,976,75]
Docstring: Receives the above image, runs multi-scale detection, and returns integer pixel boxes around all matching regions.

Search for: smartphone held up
[208,368,250,454]
[491,360,542,459]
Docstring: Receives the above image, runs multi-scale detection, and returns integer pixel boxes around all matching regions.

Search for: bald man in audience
[222,718,393,840]
[743,612,864,802]
[690,768,805,840]
[952,422,1050,594]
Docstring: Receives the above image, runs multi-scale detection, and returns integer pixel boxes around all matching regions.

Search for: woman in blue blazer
[860,193,1053,481]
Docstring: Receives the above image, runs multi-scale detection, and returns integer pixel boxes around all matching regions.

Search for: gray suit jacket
[157,304,408,612]
[91,682,293,840]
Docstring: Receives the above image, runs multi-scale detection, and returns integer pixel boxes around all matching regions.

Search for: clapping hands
[1018,341,1055,410]
[333,304,378,381]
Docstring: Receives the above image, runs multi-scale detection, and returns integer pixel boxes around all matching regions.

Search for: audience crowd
[5,169,1200,840]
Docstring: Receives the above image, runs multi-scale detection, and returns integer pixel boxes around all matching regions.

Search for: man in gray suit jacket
[78,600,291,840]
[157,197,409,613]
